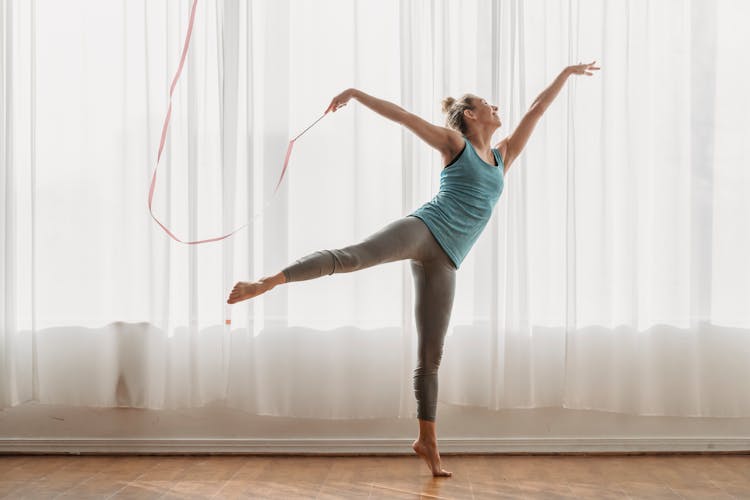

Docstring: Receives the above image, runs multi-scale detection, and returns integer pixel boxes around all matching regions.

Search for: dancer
[228,61,600,477]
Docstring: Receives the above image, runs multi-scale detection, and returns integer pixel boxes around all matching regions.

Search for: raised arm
[326,88,461,158]
[496,61,599,173]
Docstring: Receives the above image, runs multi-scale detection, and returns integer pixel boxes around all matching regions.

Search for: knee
[328,247,362,274]
[414,348,444,375]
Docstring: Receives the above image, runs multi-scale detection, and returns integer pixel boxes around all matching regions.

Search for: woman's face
[469,97,501,128]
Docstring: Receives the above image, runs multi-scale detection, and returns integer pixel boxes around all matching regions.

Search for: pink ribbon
[148,0,328,246]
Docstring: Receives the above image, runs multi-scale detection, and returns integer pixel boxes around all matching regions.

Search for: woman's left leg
[409,255,456,477]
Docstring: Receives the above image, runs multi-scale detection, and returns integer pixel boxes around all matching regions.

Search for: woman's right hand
[325,88,359,114]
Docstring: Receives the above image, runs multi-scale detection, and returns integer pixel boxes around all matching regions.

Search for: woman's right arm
[326,88,461,157]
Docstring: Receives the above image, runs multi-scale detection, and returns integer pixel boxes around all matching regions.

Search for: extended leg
[227,216,431,304]
[281,216,428,283]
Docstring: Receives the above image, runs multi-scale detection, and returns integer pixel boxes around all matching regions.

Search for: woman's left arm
[497,61,599,172]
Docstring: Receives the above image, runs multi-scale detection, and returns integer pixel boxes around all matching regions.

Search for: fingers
[325,99,346,113]
[575,59,600,76]
[326,89,356,113]
[326,95,341,113]
[576,60,600,70]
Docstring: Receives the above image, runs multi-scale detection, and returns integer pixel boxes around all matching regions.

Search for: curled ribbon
[148,0,328,246]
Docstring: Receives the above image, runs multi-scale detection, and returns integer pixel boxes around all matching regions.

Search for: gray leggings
[281,215,457,422]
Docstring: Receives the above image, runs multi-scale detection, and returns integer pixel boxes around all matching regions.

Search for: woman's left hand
[568,61,600,76]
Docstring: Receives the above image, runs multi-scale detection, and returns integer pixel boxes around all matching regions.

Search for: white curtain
[2,0,749,418]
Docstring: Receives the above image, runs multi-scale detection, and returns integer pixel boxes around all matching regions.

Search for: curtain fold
[2,0,749,418]
[1,0,36,408]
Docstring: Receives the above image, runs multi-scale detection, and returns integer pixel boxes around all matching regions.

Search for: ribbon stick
[148,0,328,246]
[273,112,328,193]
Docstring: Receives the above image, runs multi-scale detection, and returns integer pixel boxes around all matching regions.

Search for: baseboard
[1,437,749,455]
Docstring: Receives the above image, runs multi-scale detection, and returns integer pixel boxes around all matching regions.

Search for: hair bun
[441,97,456,114]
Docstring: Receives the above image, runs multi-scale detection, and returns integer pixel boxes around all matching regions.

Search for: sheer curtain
[2,0,749,417]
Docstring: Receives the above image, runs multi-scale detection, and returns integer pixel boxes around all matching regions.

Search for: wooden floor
[1,454,749,499]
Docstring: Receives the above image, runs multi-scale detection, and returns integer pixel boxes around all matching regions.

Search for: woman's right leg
[227,216,435,304]
[280,216,432,283]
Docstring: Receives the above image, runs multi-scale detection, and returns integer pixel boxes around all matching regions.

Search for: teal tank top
[408,136,504,269]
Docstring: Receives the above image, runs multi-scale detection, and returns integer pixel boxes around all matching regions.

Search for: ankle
[261,272,285,288]
[259,278,275,290]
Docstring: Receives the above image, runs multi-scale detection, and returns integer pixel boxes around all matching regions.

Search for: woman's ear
[463,108,475,121]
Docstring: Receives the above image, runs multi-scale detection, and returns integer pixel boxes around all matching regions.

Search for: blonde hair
[441,94,476,134]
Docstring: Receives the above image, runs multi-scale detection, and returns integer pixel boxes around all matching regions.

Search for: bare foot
[227,280,272,304]
[412,439,452,477]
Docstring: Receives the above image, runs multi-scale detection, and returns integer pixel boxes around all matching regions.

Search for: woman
[228,61,600,477]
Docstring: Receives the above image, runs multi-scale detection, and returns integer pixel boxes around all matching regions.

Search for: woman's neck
[464,129,494,153]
